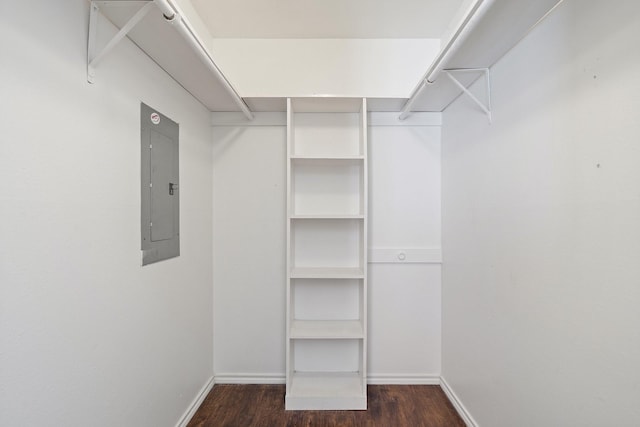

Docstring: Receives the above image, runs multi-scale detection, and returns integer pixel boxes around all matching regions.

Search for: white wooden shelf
[287,372,366,410]
[291,214,364,220]
[290,320,364,339]
[290,267,365,279]
[291,155,365,161]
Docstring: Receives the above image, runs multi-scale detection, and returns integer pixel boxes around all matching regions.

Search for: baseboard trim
[368,374,440,385]
[175,376,215,427]
[214,373,440,385]
[439,376,478,427]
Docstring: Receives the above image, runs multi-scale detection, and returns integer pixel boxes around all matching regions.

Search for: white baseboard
[214,373,440,385]
[439,376,478,427]
[175,376,215,427]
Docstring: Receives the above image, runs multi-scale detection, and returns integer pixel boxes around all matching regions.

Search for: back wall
[211,113,442,383]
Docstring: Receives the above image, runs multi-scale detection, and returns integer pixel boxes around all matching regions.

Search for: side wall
[441,1,640,426]
[0,1,213,426]
[212,114,442,383]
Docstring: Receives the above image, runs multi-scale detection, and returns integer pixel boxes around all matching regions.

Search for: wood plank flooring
[187,384,465,427]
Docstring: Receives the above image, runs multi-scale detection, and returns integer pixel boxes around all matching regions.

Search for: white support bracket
[443,68,492,123]
[87,1,154,83]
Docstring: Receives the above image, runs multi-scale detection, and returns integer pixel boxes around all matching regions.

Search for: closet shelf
[290,320,364,339]
[290,267,365,279]
[90,0,249,114]
[404,0,563,114]
[90,1,564,116]
[290,155,365,161]
[290,215,364,220]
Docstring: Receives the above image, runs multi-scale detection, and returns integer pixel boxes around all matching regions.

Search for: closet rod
[154,0,253,120]
[398,0,496,120]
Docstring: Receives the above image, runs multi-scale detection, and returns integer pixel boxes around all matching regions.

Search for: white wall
[441,1,640,426]
[212,123,287,381]
[212,115,442,382]
[0,2,213,426]
[209,39,439,98]
[368,123,442,381]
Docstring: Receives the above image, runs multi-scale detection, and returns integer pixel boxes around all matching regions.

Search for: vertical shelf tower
[286,97,368,410]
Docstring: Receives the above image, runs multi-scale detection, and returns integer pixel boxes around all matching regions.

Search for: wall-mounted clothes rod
[153,0,253,120]
[398,0,496,120]
[87,0,253,120]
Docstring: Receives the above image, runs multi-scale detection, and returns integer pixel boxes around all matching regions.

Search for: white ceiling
[190,0,465,39]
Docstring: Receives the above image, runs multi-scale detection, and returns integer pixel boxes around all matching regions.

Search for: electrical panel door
[141,103,179,265]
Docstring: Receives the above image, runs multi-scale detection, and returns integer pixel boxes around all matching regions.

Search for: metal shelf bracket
[444,68,492,123]
[87,1,154,83]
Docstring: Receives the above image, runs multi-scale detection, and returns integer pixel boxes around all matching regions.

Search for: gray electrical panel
[141,103,179,265]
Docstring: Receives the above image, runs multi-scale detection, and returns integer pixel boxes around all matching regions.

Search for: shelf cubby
[287,372,366,410]
[287,339,366,410]
[290,158,364,217]
[290,218,364,271]
[290,278,364,339]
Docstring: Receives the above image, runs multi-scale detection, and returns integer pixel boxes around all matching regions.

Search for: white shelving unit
[286,97,368,410]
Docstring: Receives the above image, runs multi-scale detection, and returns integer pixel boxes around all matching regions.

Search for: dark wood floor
[188,384,465,427]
